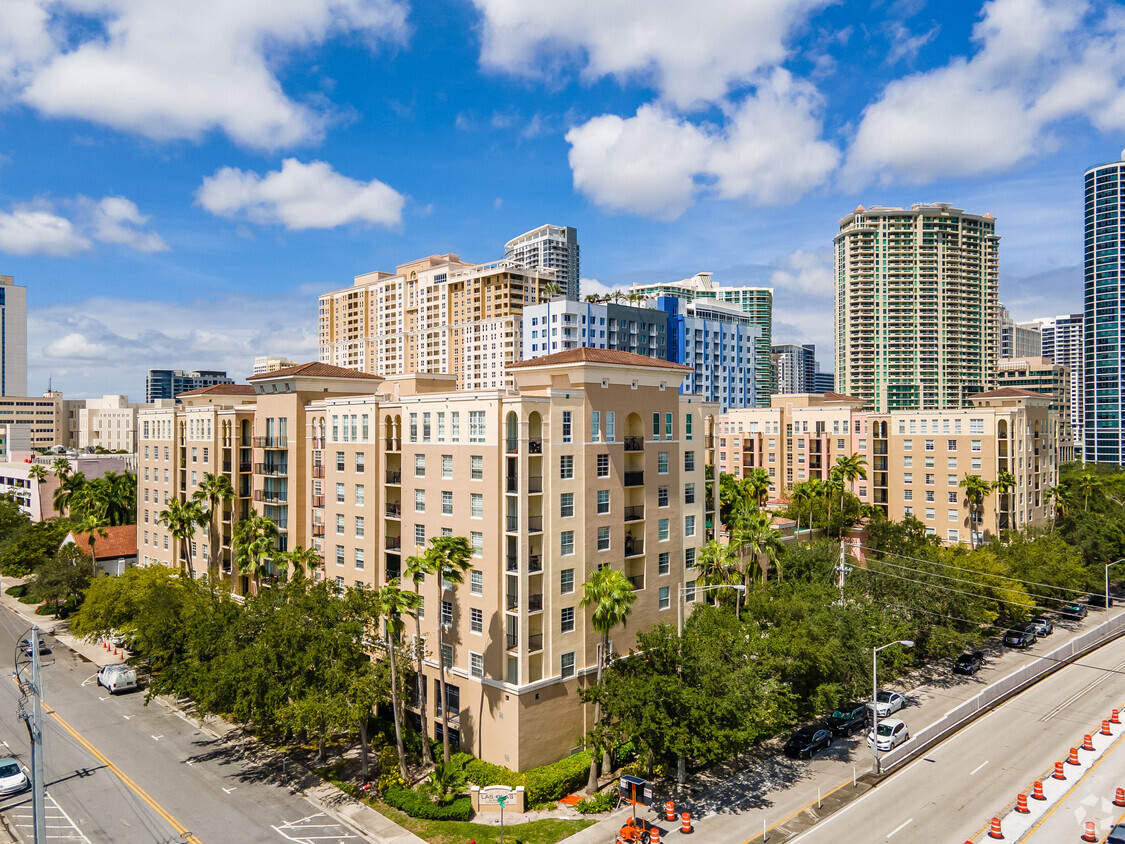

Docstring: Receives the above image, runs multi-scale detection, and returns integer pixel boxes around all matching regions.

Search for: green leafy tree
[232,514,279,593]
[579,566,636,794]
[158,498,208,581]
[30,543,96,615]
[192,473,235,581]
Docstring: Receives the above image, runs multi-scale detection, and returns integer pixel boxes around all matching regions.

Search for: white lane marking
[223,787,237,794]
[121,715,133,720]
[970,760,989,775]
[272,812,361,844]
[886,818,912,838]
[151,735,163,741]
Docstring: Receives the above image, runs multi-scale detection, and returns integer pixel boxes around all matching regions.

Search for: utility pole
[835,540,851,605]
[16,625,46,843]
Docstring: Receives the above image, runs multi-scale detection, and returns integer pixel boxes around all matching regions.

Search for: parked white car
[867,718,910,752]
[867,691,906,717]
[0,757,29,795]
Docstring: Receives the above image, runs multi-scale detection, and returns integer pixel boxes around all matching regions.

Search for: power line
[864,556,1076,609]
[853,563,1051,612]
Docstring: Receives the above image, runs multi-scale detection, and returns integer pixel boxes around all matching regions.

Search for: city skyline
[0,1,1121,397]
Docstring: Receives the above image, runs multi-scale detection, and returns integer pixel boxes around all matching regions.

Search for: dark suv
[953,651,984,675]
[826,703,869,736]
[1003,627,1036,649]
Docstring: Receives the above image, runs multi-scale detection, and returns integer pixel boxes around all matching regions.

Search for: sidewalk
[0,579,425,844]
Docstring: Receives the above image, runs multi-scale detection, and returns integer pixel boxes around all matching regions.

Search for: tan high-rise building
[719,388,1061,545]
[835,203,1000,412]
[318,254,553,391]
[996,357,1074,463]
[138,351,718,769]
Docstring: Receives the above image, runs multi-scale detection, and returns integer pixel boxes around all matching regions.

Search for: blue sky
[0,0,1122,398]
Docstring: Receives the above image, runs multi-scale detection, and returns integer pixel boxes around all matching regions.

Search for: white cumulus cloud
[844,0,1125,187]
[566,72,839,219]
[197,158,406,230]
[0,194,167,257]
[5,0,409,149]
[472,0,830,109]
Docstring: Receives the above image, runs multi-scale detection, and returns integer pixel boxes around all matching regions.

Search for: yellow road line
[739,777,855,844]
[41,700,203,844]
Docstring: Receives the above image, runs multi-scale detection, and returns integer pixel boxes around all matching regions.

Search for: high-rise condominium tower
[1028,313,1083,453]
[0,276,27,396]
[772,344,816,394]
[630,273,773,406]
[504,225,580,300]
[1084,151,1125,465]
[835,203,1000,412]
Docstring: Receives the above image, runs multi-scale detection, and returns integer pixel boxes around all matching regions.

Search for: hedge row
[383,786,473,821]
[456,750,592,806]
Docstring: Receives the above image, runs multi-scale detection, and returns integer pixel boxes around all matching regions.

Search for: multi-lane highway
[0,600,367,843]
[790,630,1125,843]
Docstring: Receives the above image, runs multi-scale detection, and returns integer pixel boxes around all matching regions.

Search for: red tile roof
[970,387,1045,399]
[508,347,692,371]
[67,526,137,560]
[247,362,383,381]
[176,384,256,398]
[822,391,865,403]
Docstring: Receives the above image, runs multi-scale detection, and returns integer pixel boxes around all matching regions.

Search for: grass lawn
[373,800,594,844]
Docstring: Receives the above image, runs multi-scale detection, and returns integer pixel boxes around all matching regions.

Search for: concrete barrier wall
[882,612,1125,772]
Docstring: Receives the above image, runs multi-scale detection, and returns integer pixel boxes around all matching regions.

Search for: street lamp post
[871,639,914,775]
[677,583,746,637]
[1106,559,1125,617]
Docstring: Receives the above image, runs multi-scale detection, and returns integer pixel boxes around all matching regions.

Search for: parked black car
[826,703,869,736]
[1061,602,1089,620]
[784,726,833,759]
[1088,593,1115,608]
[1003,627,1036,649]
[953,651,984,675]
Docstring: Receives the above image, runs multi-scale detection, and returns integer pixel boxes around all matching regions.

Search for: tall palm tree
[834,453,868,498]
[695,539,739,604]
[52,471,87,516]
[377,578,420,780]
[579,566,636,794]
[232,514,279,593]
[426,535,474,764]
[790,482,813,544]
[959,474,993,549]
[74,512,109,563]
[277,545,322,581]
[732,507,784,584]
[805,477,824,532]
[745,468,772,508]
[51,457,71,481]
[992,471,1016,531]
[27,464,47,484]
[823,470,844,535]
[403,549,438,767]
[1077,472,1099,511]
[193,473,235,581]
[540,281,563,300]
[1046,483,1069,533]
[158,498,208,580]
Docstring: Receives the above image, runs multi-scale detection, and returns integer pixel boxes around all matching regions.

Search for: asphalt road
[0,604,366,844]
[789,629,1125,843]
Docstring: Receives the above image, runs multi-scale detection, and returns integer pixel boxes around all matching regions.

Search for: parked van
[97,664,138,695]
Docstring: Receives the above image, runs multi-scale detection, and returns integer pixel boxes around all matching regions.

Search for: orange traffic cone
[1032,780,1046,800]
[651,828,661,844]
[680,812,694,834]
[1113,708,1121,724]
[1015,793,1029,814]
[988,816,1003,839]
[1053,761,1067,779]
[665,800,676,822]
[1115,787,1125,808]
[1082,734,1095,751]
[1068,747,1081,765]
[1103,720,1113,736]
[1082,821,1097,841]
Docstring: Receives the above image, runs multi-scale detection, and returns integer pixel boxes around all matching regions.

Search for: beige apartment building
[835,203,1001,412]
[719,388,1060,544]
[318,254,554,392]
[138,351,718,769]
[996,357,1074,461]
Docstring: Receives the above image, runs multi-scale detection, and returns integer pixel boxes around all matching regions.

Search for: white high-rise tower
[504,225,580,299]
[0,276,27,396]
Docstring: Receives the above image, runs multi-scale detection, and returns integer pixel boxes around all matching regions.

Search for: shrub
[456,750,592,807]
[575,787,618,814]
[376,747,405,794]
[5,584,26,598]
[383,786,473,821]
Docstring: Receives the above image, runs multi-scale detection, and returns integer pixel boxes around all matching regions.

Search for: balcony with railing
[506,593,519,611]
[506,555,518,573]
[623,436,644,451]
[253,490,288,503]
[239,461,252,473]
[506,475,518,494]
[528,438,542,454]
[386,437,401,452]
[624,471,644,487]
[528,554,542,573]
[528,593,543,612]
[627,575,644,591]
[385,470,401,484]
[526,515,543,533]
[624,537,644,557]
[386,536,402,551]
[255,463,289,476]
[506,438,519,454]
[222,461,232,473]
[527,633,543,653]
[506,515,518,533]
[507,632,518,651]
[253,436,288,449]
[527,475,543,494]
[385,503,401,518]
[623,505,645,522]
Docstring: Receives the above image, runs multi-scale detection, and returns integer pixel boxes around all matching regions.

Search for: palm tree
[232,514,279,593]
[277,545,322,581]
[1046,483,1069,532]
[193,473,235,581]
[541,281,563,300]
[74,512,109,563]
[959,474,993,549]
[105,470,138,525]
[51,457,70,481]
[579,567,636,794]
[695,539,739,605]
[732,506,784,584]
[27,464,47,484]
[745,468,772,508]
[1077,472,1099,511]
[823,469,844,535]
[377,578,420,781]
[834,453,868,498]
[52,471,87,516]
[428,535,474,764]
[157,498,208,580]
[805,477,824,532]
[402,549,437,767]
[790,482,813,544]
[992,471,1016,531]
